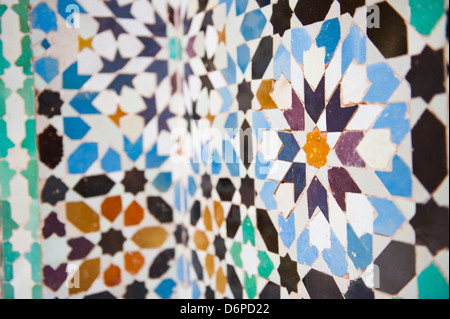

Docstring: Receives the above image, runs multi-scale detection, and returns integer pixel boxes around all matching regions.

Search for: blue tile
[279,213,295,249]
[34,57,59,84]
[252,111,271,142]
[255,151,272,180]
[219,87,233,112]
[236,0,248,16]
[153,172,172,192]
[373,103,410,145]
[223,140,240,177]
[219,0,234,15]
[155,279,176,299]
[291,28,312,65]
[101,148,121,173]
[342,25,366,73]
[124,135,143,162]
[68,143,98,174]
[316,18,341,64]
[188,176,197,197]
[41,39,51,50]
[30,3,57,33]
[323,230,348,277]
[376,155,412,198]
[211,149,222,175]
[225,113,238,138]
[175,182,182,211]
[221,54,237,85]
[260,180,278,210]
[63,117,90,140]
[63,62,91,89]
[146,144,169,169]
[278,132,300,162]
[274,44,291,81]
[70,92,100,114]
[364,63,400,103]
[369,197,406,237]
[297,228,319,266]
[347,224,373,271]
[237,44,250,73]
[241,10,267,41]
[57,0,86,25]
[192,281,201,299]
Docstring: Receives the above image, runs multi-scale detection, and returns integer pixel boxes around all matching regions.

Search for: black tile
[237,81,254,113]
[271,0,293,37]
[252,36,273,79]
[202,174,213,198]
[124,281,148,299]
[192,250,204,280]
[339,0,365,16]
[38,126,63,169]
[407,47,446,103]
[278,254,300,294]
[148,196,173,223]
[74,175,115,198]
[411,200,449,256]
[227,205,241,239]
[38,90,63,118]
[303,269,343,299]
[240,176,255,208]
[191,200,201,226]
[294,0,333,26]
[257,209,279,254]
[149,249,175,279]
[345,278,374,299]
[227,265,243,299]
[375,241,416,295]
[214,235,226,260]
[99,228,126,256]
[260,281,281,299]
[122,168,147,195]
[41,176,68,205]
[216,178,236,201]
[85,291,116,299]
[412,110,448,193]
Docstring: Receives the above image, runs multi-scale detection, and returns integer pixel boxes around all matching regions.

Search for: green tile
[0,160,15,198]
[410,0,445,35]
[258,251,274,279]
[1,202,19,241]
[418,263,449,299]
[230,242,243,268]
[243,215,255,246]
[244,273,257,299]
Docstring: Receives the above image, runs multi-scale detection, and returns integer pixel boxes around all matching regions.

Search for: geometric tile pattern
[0,0,449,299]
[30,0,185,299]
[0,0,41,299]
[182,0,449,299]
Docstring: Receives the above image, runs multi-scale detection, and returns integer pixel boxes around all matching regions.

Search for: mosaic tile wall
[0,0,449,299]
[0,0,41,299]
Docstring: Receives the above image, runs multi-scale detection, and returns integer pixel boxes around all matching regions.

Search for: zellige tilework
[0,0,448,300]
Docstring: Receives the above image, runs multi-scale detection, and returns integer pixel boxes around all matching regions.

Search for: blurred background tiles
[0,0,448,299]
[29,0,188,299]
[0,0,41,299]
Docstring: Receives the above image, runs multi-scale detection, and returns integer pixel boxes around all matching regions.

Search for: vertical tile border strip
[0,0,41,299]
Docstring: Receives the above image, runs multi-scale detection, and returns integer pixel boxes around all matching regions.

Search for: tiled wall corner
[0,0,42,299]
